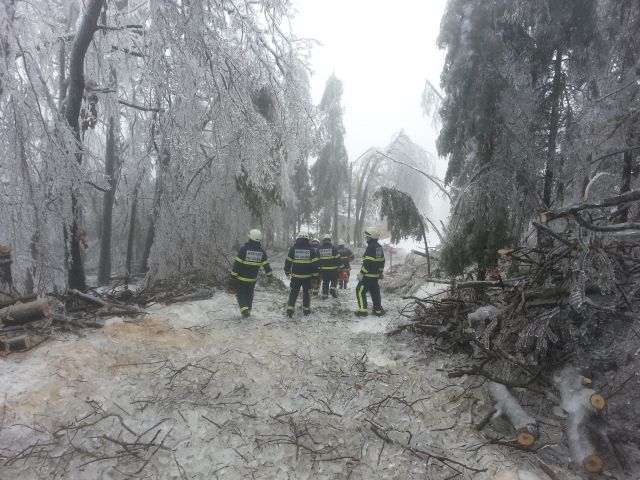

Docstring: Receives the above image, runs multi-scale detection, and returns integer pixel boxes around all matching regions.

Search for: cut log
[487,382,539,447]
[553,366,605,473]
[0,298,50,326]
[0,294,38,309]
[0,335,32,351]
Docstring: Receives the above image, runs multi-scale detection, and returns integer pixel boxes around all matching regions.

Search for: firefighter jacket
[317,241,342,271]
[338,246,354,270]
[230,240,273,283]
[284,238,319,279]
[360,239,385,279]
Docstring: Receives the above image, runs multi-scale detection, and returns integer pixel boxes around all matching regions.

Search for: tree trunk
[125,183,138,280]
[617,143,634,223]
[64,0,104,290]
[1,335,34,352]
[419,219,431,276]
[346,163,352,243]
[0,0,16,97]
[542,46,564,210]
[141,146,170,273]
[487,382,539,447]
[97,116,117,285]
[97,67,119,286]
[332,196,339,242]
[0,245,12,288]
[554,367,606,473]
[0,298,50,326]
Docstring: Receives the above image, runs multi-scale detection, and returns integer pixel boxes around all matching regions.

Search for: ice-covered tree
[311,74,348,240]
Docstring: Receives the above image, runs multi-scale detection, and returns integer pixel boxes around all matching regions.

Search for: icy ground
[0,278,578,479]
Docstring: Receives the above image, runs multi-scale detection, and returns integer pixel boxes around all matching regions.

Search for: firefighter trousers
[320,270,338,297]
[287,277,311,314]
[356,277,382,313]
[236,282,255,314]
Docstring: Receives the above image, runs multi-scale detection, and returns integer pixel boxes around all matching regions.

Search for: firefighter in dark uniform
[309,237,321,296]
[317,234,342,299]
[337,239,354,289]
[284,231,319,318]
[355,227,385,317]
[229,229,273,317]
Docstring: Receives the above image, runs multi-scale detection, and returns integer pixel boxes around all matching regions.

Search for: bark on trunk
[0,245,12,286]
[0,335,33,352]
[554,366,605,473]
[487,382,539,447]
[332,196,339,242]
[345,163,352,243]
[542,47,564,209]
[98,66,119,286]
[65,0,104,291]
[125,183,139,281]
[141,146,170,273]
[617,148,633,223]
[0,298,50,326]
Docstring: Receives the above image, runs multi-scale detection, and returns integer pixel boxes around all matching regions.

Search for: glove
[379,273,384,280]
[285,272,291,279]
[357,273,363,281]
[227,277,238,294]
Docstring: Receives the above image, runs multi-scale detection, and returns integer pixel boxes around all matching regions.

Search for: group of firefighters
[228,227,386,319]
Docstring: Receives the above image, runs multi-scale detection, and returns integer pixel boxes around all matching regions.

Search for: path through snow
[0,276,576,479]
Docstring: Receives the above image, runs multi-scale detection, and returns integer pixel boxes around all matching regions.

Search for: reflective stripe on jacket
[230,240,272,283]
[284,239,319,279]
[317,242,342,271]
[360,239,385,278]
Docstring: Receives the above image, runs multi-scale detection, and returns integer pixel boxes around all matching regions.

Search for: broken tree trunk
[487,381,539,447]
[554,366,606,474]
[0,298,50,326]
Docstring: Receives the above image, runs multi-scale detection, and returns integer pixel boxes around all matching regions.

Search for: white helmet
[248,229,262,242]
[310,237,319,245]
[297,231,310,240]
[364,226,380,240]
[321,233,332,242]
[338,238,345,246]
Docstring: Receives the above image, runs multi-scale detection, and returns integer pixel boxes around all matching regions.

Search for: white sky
[291,0,450,245]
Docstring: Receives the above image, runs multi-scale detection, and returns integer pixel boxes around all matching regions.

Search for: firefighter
[309,236,321,296]
[228,229,273,318]
[355,227,385,317]
[337,239,354,289]
[317,234,342,299]
[284,231,319,318]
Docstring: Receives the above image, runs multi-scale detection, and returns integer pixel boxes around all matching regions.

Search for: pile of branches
[0,290,146,355]
[392,189,640,475]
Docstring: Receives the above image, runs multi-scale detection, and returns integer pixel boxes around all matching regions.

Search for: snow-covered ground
[0,272,576,479]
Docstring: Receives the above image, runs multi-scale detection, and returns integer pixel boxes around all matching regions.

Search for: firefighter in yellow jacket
[228,229,272,317]
[355,227,385,317]
[284,231,319,317]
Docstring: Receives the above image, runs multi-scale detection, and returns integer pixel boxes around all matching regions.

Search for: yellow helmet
[321,233,332,242]
[338,238,345,246]
[296,231,310,240]
[364,226,380,240]
[248,229,262,242]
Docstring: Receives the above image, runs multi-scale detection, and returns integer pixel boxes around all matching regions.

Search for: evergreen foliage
[375,187,427,247]
[311,74,348,236]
